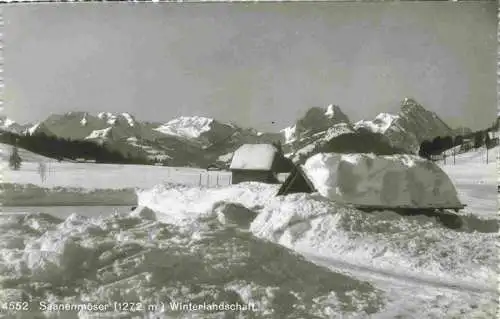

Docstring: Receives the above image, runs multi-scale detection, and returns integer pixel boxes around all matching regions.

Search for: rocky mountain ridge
[1,98,464,167]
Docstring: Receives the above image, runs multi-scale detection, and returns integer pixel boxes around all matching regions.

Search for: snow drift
[302,153,462,208]
[136,182,278,232]
[0,211,384,318]
[136,182,496,286]
[249,193,496,288]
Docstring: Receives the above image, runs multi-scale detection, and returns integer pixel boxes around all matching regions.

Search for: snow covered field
[2,161,230,206]
[0,142,231,206]
[0,142,231,189]
[2,161,231,190]
[0,146,497,318]
[439,146,498,220]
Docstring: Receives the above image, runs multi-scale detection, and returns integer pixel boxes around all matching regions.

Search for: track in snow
[303,252,496,295]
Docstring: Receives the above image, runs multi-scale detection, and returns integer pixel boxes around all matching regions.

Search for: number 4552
[2,302,30,311]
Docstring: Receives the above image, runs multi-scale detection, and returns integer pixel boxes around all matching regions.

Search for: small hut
[276,165,316,196]
[229,144,293,184]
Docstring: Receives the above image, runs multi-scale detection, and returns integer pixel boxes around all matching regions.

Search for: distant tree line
[419,119,499,160]
[0,130,152,165]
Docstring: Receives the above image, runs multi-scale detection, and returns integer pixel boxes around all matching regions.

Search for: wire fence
[435,146,498,165]
[164,170,233,187]
[25,161,233,188]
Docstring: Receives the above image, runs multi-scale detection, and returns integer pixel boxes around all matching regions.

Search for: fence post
[199,173,202,186]
[216,173,219,186]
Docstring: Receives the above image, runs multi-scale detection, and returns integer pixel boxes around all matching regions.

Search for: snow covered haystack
[302,153,462,208]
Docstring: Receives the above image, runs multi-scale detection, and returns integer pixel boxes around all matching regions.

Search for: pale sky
[2,1,497,132]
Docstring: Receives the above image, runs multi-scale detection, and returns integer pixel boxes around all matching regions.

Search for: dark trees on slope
[453,135,463,147]
[419,135,455,160]
[474,131,485,149]
[418,140,432,159]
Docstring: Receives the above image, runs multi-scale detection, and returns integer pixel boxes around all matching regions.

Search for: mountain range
[0,98,464,167]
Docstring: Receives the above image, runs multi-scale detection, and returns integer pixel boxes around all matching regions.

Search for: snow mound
[212,201,257,228]
[249,192,496,286]
[129,205,156,220]
[303,153,462,208]
[0,203,385,318]
[136,182,278,230]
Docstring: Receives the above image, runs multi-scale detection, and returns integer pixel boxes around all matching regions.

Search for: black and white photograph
[0,1,498,318]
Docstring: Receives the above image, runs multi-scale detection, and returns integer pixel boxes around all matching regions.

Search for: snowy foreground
[0,147,498,318]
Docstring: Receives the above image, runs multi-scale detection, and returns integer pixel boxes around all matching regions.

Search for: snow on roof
[230,144,278,171]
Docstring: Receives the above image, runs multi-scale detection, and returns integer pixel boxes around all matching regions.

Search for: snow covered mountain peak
[280,105,351,145]
[280,125,297,144]
[354,98,454,153]
[0,116,16,129]
[97,112,117,125]
[80,113,88,126]
[0,116,29,134]
[324,104,343,119]
[400,97,425,113]
[301,105,350,126]
[121,113,136,127]
[95,112,137,127]
[354,112,400,134]
[25,122,40,136]
[154,116,215,139]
